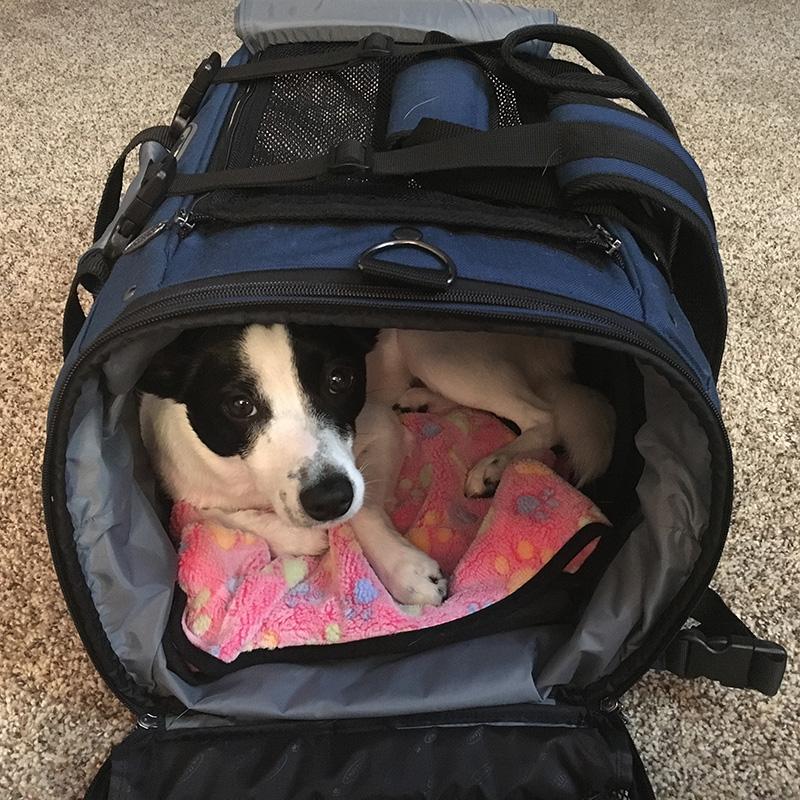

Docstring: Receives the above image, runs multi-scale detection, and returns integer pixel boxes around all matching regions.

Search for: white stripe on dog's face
[239,325,365,527]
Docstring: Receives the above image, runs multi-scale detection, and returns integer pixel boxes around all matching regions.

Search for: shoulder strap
[501,24,676,134]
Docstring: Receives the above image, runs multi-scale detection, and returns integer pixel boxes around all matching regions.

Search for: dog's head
[138,323,378,527]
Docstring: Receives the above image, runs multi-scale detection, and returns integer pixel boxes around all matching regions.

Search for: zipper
[123,205,628,265]
[48,278,729,466]
[599,696,629,723]
[119,280,727,427]
[43,279,730,712]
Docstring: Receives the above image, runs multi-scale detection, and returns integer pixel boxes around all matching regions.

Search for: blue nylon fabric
[175,45,250,176]
[550,103,707,190]
[558,157,716,237]
[71,213,717,403]
[158,222,643,319]
[386,58,491,141]
[61,46,719,404]
[68,46,252,361]
[608,223,718,406]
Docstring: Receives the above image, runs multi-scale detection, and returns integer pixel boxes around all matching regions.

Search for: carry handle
[501,24,677,135]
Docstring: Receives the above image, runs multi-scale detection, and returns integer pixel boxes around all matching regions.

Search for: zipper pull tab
[137,713,160,730]
[173,208,196,239]
[584,216,623,261]
[593,223,622,258]
[599,696,629,723]
[123,219,169,255]
[122,206,196,254]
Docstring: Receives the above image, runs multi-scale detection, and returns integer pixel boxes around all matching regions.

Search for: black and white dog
[138,324,615,607]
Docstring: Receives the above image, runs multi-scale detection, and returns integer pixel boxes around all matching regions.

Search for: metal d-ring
[357,229,457,291]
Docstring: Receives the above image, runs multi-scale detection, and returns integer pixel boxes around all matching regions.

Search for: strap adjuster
[169,52,222,142]
[664,628,787,697]
[103,154,177,260]
[329,140,372,175]
[357,32,394,58]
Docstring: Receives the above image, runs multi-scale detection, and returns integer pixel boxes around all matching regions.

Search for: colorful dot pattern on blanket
[174,409,609,662]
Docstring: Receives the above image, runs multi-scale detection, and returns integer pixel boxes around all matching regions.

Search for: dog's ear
[347,327,380,354]
[137,330,202,399]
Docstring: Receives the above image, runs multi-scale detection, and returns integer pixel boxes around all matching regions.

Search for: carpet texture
[1,1,797,797]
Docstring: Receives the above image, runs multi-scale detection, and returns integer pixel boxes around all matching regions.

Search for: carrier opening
[59,320,719,719]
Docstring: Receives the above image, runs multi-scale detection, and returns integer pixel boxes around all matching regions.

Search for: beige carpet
[2,1,797,797]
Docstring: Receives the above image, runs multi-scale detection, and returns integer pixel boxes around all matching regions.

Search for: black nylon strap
[166,120,710,218]
[689,589,752,636]
[62,125,174,359]
[660,588,787,696]
[63,249,111,357]
[501,24,676,135]
[211,36,496,84]
[65,126,174,358]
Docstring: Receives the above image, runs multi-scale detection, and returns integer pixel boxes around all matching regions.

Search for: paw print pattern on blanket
[174,409,610,662]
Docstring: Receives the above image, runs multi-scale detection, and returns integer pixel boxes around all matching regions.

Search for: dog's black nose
[299,474,354,522]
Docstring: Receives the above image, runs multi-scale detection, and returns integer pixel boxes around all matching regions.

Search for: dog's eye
[222,395,257,420]
[327,365,354,394]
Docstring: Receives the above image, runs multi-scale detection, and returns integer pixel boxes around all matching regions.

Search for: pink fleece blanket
[174,409,608,662]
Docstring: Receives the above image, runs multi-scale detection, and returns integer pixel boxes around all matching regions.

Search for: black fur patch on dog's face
[287,323,376,436]
[138,326,272,457]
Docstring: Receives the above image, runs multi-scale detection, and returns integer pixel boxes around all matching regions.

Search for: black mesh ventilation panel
[252,62,381,165]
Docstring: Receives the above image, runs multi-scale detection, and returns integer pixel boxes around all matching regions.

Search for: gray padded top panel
[235,0,557,54]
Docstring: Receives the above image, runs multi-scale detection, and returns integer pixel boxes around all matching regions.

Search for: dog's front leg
[350,402,447,607]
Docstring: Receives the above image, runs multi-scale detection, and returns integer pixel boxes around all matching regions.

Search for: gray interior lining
[537,367,710,691]
[65,360,712,719]
[234,0,557,54]
[151,628,567,720]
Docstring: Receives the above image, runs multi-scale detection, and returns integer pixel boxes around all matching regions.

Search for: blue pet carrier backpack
[44,1,786,797]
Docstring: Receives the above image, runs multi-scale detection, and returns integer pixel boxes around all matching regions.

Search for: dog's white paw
[393,386,456,415]
[464,453,510,498]
[378,545,447,607]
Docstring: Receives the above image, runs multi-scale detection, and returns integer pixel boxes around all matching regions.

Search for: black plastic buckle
[357,32,394,58]
[103,154,177,260]
[169,52,222,142]
[666,628,787,697]
[329,140,372,175]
